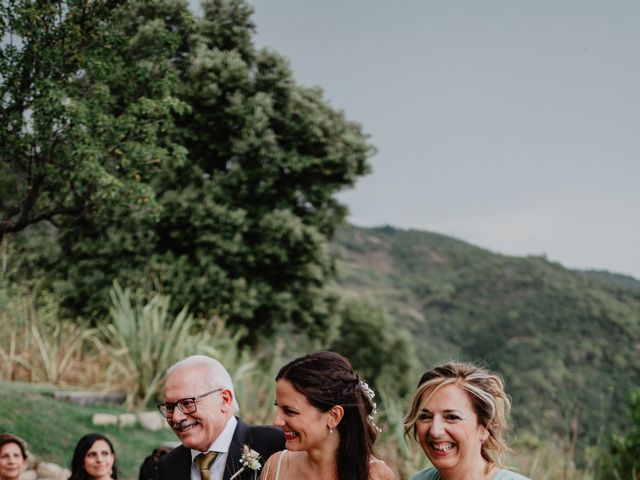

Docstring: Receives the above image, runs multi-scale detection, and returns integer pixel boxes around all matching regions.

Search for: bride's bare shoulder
[260,451,285,480]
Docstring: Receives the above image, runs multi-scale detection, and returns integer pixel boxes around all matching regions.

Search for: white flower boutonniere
[229,445,262,480]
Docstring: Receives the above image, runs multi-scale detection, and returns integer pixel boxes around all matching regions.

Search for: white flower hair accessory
[360,380,382,432]
[229,445,261,480]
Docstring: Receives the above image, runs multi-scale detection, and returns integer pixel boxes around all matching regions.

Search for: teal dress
[409,467,531,480]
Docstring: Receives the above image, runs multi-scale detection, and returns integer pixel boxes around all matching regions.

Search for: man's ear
[220,389,234,412]
[328,405,345,429]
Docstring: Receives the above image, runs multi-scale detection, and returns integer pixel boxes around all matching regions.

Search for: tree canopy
[2,0,373,339]
[0,0,184,241]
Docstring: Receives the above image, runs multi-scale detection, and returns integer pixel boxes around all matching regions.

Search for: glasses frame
[157,388,223,418]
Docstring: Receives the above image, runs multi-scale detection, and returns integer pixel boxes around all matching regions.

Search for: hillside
[332,224,640,459]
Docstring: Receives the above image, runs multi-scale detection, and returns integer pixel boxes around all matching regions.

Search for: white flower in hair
[360,380,382,432]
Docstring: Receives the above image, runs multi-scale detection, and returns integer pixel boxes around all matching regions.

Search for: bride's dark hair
[276,351,378,480]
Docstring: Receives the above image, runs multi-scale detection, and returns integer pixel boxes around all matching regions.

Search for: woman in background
[261,351,396,480]
[69,433,118,480]
[0,434,27,480]
[404,361,530,480]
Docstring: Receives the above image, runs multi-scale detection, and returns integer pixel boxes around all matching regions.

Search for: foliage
[329,299,417,398]
[95,282,249,408]
[333,224,640,465]
[595,389,640,479]
[0,0,184,241]
[7,0,374,342]
[0,281,92,384]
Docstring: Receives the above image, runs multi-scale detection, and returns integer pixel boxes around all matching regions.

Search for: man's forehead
[164,366,208,396]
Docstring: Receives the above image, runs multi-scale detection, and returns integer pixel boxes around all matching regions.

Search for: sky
[247,1,640,279]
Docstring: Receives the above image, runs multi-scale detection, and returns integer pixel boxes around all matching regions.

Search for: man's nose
[171,406,188,423]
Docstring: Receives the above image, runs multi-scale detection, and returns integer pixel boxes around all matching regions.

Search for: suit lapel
[223,418,250,480]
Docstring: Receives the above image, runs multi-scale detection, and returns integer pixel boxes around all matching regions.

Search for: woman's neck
[303,438,340,480]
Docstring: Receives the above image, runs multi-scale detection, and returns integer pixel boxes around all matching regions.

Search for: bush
[596,389,640,479]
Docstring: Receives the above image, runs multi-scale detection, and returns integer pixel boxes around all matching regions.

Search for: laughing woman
[69,433,118,480]
[260,351,396,480]
[0,434,27,480]
[404,361,530,480]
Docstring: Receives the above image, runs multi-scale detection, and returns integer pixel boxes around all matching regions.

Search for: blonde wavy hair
[403,361,512,469]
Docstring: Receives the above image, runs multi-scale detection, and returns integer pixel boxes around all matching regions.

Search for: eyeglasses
[157,388,222,418]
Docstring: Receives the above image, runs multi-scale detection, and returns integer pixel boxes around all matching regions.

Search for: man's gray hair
[166,355,240,414]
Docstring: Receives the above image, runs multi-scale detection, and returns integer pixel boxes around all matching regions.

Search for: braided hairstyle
[276,351,378,480]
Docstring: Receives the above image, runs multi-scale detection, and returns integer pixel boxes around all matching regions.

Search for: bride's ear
[328,405,345,428]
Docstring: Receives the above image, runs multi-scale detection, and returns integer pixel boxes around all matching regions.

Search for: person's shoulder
[246,423,285,444]
[248,423,284,436]
[260,450,285,480]
[158,445,188,464]
[493,469,531,480]
[408,467,438,480]
[156,445,189,479]
[238,419,285,461]
[368,458,397,480]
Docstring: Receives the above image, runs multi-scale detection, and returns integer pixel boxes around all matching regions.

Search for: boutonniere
[229,445,261,480]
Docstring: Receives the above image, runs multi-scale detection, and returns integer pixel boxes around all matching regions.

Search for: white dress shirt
[190,416,238,480]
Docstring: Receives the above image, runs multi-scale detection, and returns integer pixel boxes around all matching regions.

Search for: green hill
[332,224,640,460]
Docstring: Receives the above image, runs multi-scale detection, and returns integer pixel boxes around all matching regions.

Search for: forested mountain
[332,224,640,460]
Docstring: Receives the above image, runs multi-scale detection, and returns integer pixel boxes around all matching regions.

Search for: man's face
[163,364,234,452]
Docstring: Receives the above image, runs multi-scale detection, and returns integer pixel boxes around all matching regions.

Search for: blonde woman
[404,362,530,480]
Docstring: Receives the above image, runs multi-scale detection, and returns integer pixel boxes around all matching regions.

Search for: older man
[157,355,284,480]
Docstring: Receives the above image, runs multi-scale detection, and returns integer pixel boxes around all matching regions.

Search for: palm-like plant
[96,282,248,408]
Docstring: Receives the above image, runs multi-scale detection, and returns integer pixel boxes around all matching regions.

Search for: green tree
[0,0,185,242]
[329,300,417,397]
[23,0,372,339]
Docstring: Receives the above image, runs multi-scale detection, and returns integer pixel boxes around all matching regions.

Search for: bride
[260,351,396,480]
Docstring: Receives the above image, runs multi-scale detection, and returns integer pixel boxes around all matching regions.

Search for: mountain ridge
[332,224,640,460]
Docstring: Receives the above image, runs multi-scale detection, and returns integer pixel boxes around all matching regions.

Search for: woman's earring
[328,424,334,434]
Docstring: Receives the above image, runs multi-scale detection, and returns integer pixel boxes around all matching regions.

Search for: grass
[0,381,176,479]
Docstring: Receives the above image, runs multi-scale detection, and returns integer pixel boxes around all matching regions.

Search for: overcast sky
[247,0,640,279]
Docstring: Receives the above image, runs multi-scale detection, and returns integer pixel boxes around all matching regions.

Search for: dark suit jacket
[157,418,285,480]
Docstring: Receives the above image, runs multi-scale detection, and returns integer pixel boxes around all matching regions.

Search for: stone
[92,413,118,426]
[137,411,167,431]
[53,391,125,406]
[36,462,68,479]
[19,469,37,480]
[118,413,137,428]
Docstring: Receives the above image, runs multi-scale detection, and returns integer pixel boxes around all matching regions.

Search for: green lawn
[0,381,177,479]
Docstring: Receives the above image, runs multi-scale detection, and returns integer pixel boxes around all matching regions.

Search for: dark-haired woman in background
[0,434,27,480]
[404,361,530,480]
[69,433,118,480]
[260,351,396,480]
